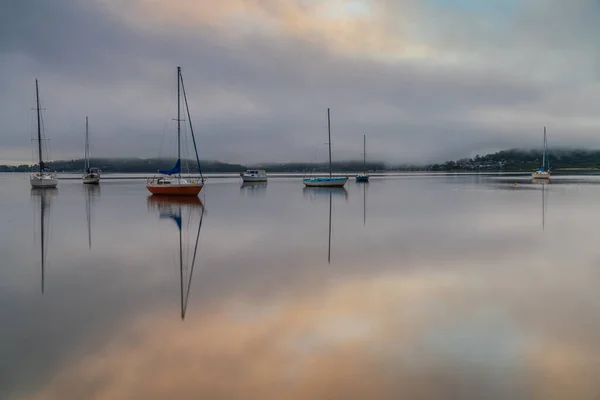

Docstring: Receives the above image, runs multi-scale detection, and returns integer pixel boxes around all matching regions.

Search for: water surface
[1,173,600,399]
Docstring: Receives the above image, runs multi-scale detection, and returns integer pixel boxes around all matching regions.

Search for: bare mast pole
[36,80,43,173]
[327,108,332,178]
[177,67,181,183]
[85,116,89,172]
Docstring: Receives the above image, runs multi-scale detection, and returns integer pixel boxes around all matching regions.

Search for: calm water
[2,173,600,399]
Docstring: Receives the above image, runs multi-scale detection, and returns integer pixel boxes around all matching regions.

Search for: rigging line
[303,147,320,179]
[179,71,204,181]
[181,118,191,174]
[183,205,204,319]
[30,109,36,168]
[39,103,52,168]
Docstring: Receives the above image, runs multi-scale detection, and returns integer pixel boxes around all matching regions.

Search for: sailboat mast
[84,116,89,171]
[327,108,332,178]
[542,127,546,170]
[363,134,366,166]
[36,80,43,173]
[177,66,182,182]
[545,128,550,171]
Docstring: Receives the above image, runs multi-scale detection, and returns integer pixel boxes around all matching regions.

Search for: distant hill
[0,158,386,173]
[427,149,600,172]
[0,158,245,173]
[3,149,600,173]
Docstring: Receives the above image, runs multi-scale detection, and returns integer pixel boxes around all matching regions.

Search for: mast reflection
[84,184,100,249]
[302,186,348,201]
[541,183,547,231]
[147,196,205,320]
[303,187,346,263]
[31,188,57,294]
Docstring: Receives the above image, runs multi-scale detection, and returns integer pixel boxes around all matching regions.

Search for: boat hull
[241,176,267,182]
[303,177,348,187]
[30,176,58,188]
[147,183,204,196]
[83,174,100,184]
[531,171,550,179]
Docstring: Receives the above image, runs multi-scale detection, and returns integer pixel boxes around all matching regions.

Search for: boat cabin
[243,169,267,177]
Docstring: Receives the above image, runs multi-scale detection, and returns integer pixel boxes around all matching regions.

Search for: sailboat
[531,127,550,180]
[30,79,58,188]
[147,195,204,320]
[356,134,369,182]
[82,117,100,184]
[147,66,205,196]
[303,108,348,188]
[31,187,56,293]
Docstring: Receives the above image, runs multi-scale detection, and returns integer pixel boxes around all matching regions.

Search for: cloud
[2,0,600,165]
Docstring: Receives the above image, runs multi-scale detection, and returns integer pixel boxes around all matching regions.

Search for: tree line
[0,158,386,173]
[3,149,600,173]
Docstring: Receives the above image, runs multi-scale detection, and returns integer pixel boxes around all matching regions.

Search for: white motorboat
[240,169,267,182]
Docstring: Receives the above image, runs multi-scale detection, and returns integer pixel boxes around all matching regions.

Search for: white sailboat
[531,127,550,180]
[303,108,348,187]
[30,79,58,188]
[82,116,100,184]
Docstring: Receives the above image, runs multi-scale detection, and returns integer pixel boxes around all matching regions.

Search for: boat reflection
[541,183,547,231]
[356,181,368,226]
[328,191,332,263]
[240,181,267,196]
[30,188,57,294]
[531,180,548,231]
[302,187,345,262]
[83,184,100,249]
[531,177,550,185]
[147,195,205,320]
[302,186,348,201]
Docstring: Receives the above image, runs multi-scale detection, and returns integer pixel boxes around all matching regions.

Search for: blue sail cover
[159,159,181,175]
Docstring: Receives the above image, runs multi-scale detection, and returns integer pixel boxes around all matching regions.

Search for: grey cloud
[1,0,599,165]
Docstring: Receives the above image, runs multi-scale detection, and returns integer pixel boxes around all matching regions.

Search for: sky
[2,0,600,165]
